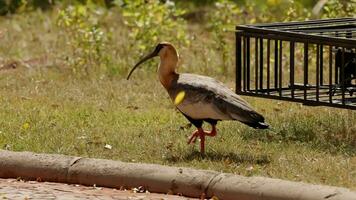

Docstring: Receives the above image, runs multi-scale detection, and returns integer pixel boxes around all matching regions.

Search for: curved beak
[126,49,160,80]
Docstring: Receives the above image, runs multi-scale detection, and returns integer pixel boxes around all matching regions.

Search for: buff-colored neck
[158,48,179,89]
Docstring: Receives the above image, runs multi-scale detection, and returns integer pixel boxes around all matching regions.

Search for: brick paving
[0,178,197,200]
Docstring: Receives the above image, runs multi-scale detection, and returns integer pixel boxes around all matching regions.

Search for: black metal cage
[235,18,356,110]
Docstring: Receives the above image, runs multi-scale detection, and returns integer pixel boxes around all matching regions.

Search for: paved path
[0,178,197,200]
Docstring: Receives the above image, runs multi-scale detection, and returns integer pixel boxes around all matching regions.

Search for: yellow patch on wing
[174,91,185,106]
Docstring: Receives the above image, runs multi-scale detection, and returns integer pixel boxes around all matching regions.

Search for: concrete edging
[0,150,355,200]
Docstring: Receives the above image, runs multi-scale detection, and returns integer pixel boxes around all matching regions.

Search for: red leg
[188,128,204,144]
[200,131,205,154]
[187,125,217,154]
[205,125,217,136]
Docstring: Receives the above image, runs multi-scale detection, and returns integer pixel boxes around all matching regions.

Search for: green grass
[0,68,355,190]
[0,6,355,191]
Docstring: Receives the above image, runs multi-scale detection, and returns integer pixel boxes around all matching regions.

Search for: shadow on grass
[166,150,271,165]
[242,129,356,156]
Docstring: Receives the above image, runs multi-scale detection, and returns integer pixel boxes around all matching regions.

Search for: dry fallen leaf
[126,105,139,110]
[132,186,146,193]
[93,184,102,190]
[4,144,11,150]
[246,166,254,171]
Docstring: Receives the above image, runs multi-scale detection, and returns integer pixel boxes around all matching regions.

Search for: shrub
[57,5,109,77]
[322,0,356,18]
[0,0,56,15]
[118,0,189,55]
[207,0,241,75]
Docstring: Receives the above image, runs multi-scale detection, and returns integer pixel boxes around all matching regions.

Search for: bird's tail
[230,109,269,129]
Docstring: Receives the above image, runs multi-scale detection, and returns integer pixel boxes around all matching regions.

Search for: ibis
[127,42,269,154]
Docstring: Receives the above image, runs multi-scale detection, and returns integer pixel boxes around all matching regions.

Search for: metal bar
[237,92,356,110]
[255,38,258,92]
[279,40,283,97]
[236,31,242,93]
[267,39,271,94]
[235,25,356,47]
[275,25,356,31]
[266,91,342,100]
[238,31,356,48]
[259,38,264,90]
[346,31,352,38]
[274,40,278,89]
[304,42,309,100]
[290,41,295,98]
[316,44,320,102]
[341,48,345,105]
[320,44,324,86]
[329,45,333,103]
[321,32,356,36]
[335,33,339,84]
[252,85,341,93]
[290,91,338,98]
[235,18,356,110]
[291,27,356,33]
[319,33,356,38]
[243,37,247,91]
[250,18,356,28]
[236,30,356,48]
[246,37,250,90]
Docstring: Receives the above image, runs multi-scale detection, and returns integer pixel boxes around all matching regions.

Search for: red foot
[187,126,217,154]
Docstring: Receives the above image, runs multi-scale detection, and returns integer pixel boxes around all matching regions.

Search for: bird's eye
[155,44,164,53]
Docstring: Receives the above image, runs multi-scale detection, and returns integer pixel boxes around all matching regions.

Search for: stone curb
[0,150,355,200]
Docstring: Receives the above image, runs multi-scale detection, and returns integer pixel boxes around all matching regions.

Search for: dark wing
[169,73,268,129]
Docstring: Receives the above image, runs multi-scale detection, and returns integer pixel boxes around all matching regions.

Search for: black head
[152,43,165,55]
[126,43,166,80]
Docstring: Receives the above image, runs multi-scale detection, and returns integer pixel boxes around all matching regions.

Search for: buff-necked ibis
[127,42,269,154]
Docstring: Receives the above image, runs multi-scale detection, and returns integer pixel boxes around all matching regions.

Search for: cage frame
[235,18,356,110]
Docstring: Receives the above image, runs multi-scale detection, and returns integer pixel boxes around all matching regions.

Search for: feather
[169,73,268,129]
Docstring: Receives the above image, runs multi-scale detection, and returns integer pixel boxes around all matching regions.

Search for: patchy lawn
[0,68,355,190]
[0,5,355,191]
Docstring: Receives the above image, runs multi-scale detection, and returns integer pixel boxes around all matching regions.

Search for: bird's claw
[187,127,217,154]
[188,130,200,144]
[187,128,217,145]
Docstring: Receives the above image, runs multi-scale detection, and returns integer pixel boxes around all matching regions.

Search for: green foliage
[0,0,56,15]
[245,0,311,22]
[207,0,241,74]
[57,5,108,77]
[0,0,115,15]
[1,1,356,190]
[0,70,355,189]
[284,0,311,21]
[322,0,356,18]
[118,0,189,54]
[0,0,27,15]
